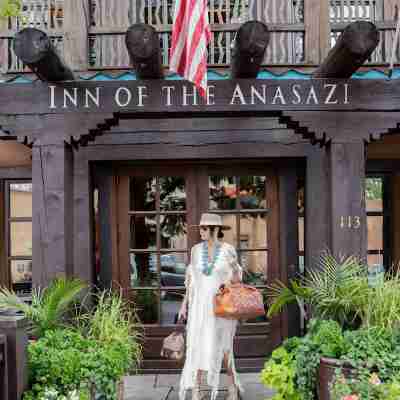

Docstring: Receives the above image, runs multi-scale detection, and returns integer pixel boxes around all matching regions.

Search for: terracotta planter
[318,357,355,400]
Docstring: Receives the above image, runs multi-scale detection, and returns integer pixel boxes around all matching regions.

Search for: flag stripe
[170,0,211,97]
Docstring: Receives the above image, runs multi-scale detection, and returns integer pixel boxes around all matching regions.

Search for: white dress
[179,241,244,400]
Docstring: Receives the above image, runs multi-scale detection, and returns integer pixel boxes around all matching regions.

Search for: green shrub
[261,341,303,400]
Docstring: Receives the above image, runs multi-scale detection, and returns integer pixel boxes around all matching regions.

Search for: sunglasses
[200,226,209,231]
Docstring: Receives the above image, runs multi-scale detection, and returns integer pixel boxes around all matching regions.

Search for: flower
[369,373,382,385]
[341,395,359,400]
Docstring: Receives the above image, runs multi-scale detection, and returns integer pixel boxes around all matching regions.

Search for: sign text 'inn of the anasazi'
[48,81,351,111]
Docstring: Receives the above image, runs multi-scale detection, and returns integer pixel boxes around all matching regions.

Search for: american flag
[170,0,211,97]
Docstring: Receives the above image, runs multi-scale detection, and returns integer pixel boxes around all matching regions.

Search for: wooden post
[313,21,380,78]
[125,23,164,79]
[0,316,29,400]
[306,147,330,267]
[231,21,270,79]
[328,141,367,261]
[305,0,330,64]
[63,0,89,71]
[279,164,301,338]
[13,28,74,81]
[32,142,74,288]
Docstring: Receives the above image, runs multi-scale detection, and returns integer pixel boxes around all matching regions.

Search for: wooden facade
[1,0,400,373]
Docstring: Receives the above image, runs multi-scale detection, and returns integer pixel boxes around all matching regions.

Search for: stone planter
[318,357,355,400]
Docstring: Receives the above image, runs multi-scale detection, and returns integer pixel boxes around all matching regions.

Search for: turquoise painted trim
[2,68,400,83]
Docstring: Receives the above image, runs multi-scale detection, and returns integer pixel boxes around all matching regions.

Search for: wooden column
[64,0,90,71]
[73,154,93,285]
[32,142,74,287]
[306,147,330,267]
[328,141,367,261]
[279,164,301,338]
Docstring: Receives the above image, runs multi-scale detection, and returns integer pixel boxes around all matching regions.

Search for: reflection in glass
[161,290,185,325]
[130,215,157,250]
[367,254,384,267]
[298,216,305,253]
[238,176,266,209]
[219,215,236,247]
[10,184,32,218]
[10,222,32,257]
[130,177,156,211]
[240,251,267,285]
[367,216,383,250]
[132,290,159,324]
[130,252,159,287]
[160,177,186,211]
[160,215,187,249]
[160,252,188,287]
[239,213,267,249]
[366,178,383,212]
[11,259,32,284]
[209,176,237,210]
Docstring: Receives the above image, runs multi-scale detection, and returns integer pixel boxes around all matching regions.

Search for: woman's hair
[209,226,224,239]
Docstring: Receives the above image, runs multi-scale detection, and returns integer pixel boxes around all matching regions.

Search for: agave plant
[267,252,370,328]
[0,278,87,337]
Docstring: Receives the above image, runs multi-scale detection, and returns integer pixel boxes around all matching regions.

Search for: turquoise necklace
[201,241,221,276]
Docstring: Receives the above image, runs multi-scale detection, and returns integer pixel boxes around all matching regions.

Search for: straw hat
[194,213,231,230]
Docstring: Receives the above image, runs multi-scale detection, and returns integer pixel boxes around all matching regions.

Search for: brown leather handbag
[214,283,265,320]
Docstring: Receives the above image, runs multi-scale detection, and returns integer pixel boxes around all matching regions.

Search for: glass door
[112,162,281,329]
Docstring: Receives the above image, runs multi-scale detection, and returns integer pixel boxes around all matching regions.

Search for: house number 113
[340,216,361,229]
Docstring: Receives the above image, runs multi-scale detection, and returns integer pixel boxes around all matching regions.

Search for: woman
[178,213,243,400]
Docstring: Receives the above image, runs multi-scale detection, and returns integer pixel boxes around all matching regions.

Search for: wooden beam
[313,21,380,78]
[231,21,270,79]
[125,23,163,79]
[13,28,74,82]
[64,0,90,71]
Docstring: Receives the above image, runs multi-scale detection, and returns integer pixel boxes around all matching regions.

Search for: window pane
[130,215,157,250]
[160,176,186,211]
[10,222,32,257]
[10,183,32,218]
[161,290,185,325]
[131,290,159,324]
[160,252,188,287]
[298,216,305,253]
[219,215,236,247]
[367,216,383,251]
[239,213,267,249]
[366,178,383,212]
[367,254,384,267]
[238,176,266,209]
[130,252,159,287]
[160,215,187,250]
[209,176,237,210]
[11,260,32,289]
[130,177,156,211]
[239,251,268,285]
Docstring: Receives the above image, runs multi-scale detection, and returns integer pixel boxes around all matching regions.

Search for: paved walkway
[124,373,275,400]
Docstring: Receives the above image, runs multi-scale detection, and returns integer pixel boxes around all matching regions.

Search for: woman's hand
[178,299,187,322]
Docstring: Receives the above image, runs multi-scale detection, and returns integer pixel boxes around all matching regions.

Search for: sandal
[226,384,239,400]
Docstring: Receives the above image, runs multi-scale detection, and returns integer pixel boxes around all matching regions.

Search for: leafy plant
[362,270,400,331]
[267,252,369,328]
[261,338,303,400]
[0,278,87,337]
[0,0,21,17]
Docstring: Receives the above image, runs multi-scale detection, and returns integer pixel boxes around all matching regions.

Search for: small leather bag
[160,317,185,361]
[214,283,265,320]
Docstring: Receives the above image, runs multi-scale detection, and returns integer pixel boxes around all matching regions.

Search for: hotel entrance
[104,160,291,372]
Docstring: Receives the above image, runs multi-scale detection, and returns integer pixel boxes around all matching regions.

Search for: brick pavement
[124,373,275,400]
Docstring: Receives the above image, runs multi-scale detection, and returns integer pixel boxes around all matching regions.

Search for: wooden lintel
[231,21,270,79]
[313,21,380,78]
[13,27,74,82]
[125,23,163,79]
